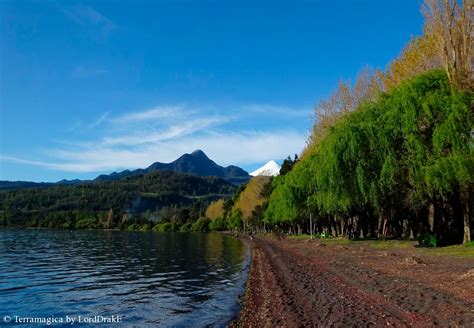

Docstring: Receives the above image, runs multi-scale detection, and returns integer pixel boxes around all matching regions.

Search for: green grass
[369,239,415,249]
[463,241,474,248]
[423,241,474,257]
[356,239,474,257]
[287,234,351,244]
[288,233,314,240]
[288,234,410,247]
[287,235,474,257]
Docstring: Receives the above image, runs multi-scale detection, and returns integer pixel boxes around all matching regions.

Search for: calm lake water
[0,229,249,327]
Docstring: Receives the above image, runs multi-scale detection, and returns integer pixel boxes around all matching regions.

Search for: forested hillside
[0,170,235,230]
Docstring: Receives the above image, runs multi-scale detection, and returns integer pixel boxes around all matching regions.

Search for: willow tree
[264,175,299,226]
[264,159,315,233]
[424,82,473,242]
[310,100,404,238]
[354,101,408,238]
[312,125,356,215]
[386,69,473,243]
[285,158,315,233]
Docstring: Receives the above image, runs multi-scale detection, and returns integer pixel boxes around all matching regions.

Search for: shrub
[191,217,210,232]
[227,209,243,231]
[418,234,438,247]
[180,222,192,232]
[153,222,173,232]
[209,218,226,231]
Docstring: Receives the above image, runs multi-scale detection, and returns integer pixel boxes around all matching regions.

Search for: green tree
[227,209,243,231]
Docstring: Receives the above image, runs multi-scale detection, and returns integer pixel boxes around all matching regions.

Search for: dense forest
[0,170,235,231]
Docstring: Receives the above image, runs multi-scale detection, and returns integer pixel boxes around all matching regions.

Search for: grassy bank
[287,235,474,257]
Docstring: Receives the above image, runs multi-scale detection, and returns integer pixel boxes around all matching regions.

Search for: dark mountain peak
[190,149,207,157]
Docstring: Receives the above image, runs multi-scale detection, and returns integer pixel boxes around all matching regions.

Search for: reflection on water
[0,229,249,327]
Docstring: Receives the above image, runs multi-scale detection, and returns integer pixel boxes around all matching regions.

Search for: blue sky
[0,0,424,182]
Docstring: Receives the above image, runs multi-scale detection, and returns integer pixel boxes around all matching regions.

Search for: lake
[0,229,249,327]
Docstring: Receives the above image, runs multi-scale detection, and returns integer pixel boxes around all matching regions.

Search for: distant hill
[95,150,250,184]
[1,170,236,228]
[55,179,84,186]
[0,179,84,191]
[0,181,53,191]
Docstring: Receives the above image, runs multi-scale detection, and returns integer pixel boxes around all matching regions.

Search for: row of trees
[265,70,472,245]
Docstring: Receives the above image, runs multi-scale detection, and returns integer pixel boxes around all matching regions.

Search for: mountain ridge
[95,149,250,184]
[0,150,250,191]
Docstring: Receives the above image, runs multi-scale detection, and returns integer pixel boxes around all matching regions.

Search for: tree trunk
[438,202,447,245]
[368,211,376,238]
[377,209,384,238]
[428,202,435,233]
[461,187,471,243]
[382,218,388,238]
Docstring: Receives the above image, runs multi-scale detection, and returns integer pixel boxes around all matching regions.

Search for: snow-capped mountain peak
[250,160,281,177]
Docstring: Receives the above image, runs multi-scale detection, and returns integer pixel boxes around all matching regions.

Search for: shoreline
[232,236,474,327]
[227,233,253,328]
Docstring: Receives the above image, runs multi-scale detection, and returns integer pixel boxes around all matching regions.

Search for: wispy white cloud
[87,112,110,128]
[244,104,313,118]
[110,106,184,124]
[102,116,228,146]
[0,156,55,169]
[62,4,117,38]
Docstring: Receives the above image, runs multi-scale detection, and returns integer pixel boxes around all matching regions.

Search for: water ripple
[0,230,249,327]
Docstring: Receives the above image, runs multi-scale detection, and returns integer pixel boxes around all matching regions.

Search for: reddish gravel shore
[232,236,474,327]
